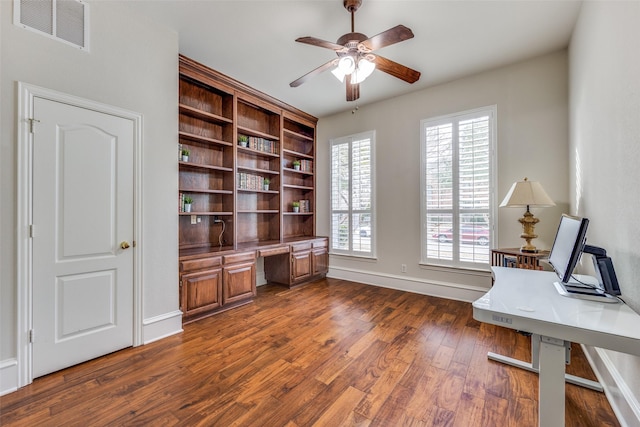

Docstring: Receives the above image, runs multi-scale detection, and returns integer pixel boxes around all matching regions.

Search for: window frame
[420,105,497,269]
[329,130,376,258]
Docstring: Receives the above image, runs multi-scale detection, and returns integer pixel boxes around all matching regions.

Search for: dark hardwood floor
[1,278,619,426]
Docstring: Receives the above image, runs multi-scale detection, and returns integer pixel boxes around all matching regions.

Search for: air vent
[15,0,88,50]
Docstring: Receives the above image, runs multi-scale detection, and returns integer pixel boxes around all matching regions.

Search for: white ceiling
[124,0,583,118]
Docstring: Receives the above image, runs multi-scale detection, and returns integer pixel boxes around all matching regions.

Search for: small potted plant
[181,149,190,162]
[292,201,300,213]
[292,160,301,170]
[263,178,270,191]
[238,135,249,148]
[183,195,193,213]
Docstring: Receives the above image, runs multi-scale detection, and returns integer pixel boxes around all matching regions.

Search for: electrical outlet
[401,264,407,273]
[190,215,197,225]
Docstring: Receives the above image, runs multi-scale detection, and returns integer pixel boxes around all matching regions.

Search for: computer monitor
[548,214,621,302]
[548,214,589,285]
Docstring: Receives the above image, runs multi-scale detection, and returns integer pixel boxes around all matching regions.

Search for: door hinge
[29,118,40,133]
[29,224,34,238]
[29,329,35,343]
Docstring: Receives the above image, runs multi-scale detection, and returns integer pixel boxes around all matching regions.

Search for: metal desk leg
[539,336,569,427]
[487,334,602,392]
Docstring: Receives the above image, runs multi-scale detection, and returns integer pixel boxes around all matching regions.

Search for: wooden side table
[491,248,550,270]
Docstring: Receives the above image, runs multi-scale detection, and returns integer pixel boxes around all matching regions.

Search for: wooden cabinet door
[312,248,328,276]
[291,250,312,282]
[223,261,256,305]
[181,269,222,317]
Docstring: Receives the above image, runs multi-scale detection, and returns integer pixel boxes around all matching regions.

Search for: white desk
[473,267,640,427]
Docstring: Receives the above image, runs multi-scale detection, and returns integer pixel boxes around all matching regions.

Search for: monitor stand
[553,281,619,304]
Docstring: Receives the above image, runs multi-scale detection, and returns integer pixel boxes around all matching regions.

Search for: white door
[32,97,134,378]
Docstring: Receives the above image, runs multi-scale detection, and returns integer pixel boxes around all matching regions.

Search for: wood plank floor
[1,278,619,426]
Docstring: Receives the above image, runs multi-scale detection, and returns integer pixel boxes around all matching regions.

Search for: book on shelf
[238,135,278,154]
[179,192,184,212]
[300,159,313,172]
[298,199,311,213]
[237,172,268,191]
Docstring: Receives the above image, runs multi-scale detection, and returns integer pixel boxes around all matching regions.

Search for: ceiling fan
[290,0,421,102]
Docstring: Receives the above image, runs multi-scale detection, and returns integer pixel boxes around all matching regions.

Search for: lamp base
[518,210,540,254]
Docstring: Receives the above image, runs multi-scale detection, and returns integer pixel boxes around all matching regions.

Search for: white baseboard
[0,358,18,396]
[582,345,640,427]
[142,310,183,345]
[327,266,489,302]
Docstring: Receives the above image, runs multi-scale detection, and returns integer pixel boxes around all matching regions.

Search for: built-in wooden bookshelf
[178,55,324,323]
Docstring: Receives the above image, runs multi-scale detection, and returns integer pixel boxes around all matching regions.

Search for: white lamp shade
[499,178,555,207]
[352,58,376,84]
[331,67,346,83]
[338,56,356,75]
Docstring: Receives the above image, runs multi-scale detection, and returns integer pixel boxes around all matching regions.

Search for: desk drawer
[291,242,312,252]
[223,251,256,265]
[181,256,222,272]
[312,239,328,248]
[258,246,290,257]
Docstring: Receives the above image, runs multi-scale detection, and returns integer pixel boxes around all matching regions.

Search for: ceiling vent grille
[15,0,88,51]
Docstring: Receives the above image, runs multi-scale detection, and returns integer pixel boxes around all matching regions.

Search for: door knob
[120,241,131,250]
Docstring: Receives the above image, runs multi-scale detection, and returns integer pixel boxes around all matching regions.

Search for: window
[330,131,375,257]
[421,106,496,268]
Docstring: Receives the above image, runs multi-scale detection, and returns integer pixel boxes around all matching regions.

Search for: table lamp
[500,177,555,253]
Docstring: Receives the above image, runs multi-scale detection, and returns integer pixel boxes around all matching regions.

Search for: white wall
[569,1,640,424]
[1,0,180,392]
[317,51,569,300]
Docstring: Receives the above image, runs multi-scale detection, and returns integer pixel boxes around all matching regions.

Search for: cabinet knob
[120,241,131,250]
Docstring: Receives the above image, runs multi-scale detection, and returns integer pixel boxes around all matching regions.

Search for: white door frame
[16,82,143,387]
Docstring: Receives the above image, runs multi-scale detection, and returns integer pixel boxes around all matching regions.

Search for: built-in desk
[473,267,640,427]
[179,237,328,323]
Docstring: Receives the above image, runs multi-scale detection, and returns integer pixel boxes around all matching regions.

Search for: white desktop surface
[473,267,640,357]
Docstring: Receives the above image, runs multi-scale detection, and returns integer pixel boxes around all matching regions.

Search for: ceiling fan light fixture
[331,66,346,82]
[338,56,356,75]
[352,57,375,84]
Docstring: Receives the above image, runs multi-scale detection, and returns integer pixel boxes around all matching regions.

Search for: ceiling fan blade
[346,75,360,102]
[295,36,345,51]
[372,55,421,84]
[360,25,414,51]
[290,59,337,88]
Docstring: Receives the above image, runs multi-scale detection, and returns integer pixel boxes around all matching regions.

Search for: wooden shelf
[179,188,233,195]
[179,211,233,216]
[238,210,279,214]
[179,131,232,147]
[179,104,233,125]
[282,148,313,159]
[179,161,233,172]
[237,125,279,142]
[237,165,279,175]
[284,128,314,142]
[283,168,313,176]
[283,184,313,191]
[237,145,279,158]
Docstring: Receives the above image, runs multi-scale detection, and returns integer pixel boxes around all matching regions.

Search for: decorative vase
[182,155,189,162]
[293,206,299,213]
[240,141,248,147]
[184,203,192,213]
[263,184,269,191]
[293,164,300,170]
